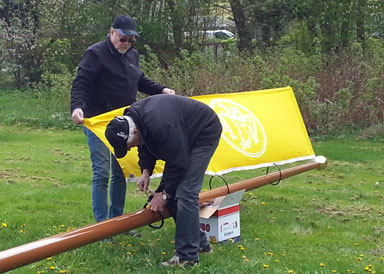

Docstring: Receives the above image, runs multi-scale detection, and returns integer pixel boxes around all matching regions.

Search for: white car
[184,30,236,41]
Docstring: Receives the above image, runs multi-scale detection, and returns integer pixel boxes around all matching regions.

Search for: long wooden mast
[0,156,326,273]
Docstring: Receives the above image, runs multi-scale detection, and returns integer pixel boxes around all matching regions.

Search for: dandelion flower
[127,252,132,255]
[161,251,166,255]
[267,252,273,256]
[49,266,55,270]
[332,270,336,273]
[274,260,280,263]
[288,270,294,274]
[261,201,266,205]
[244,259,249,262]
[2,222,7,228]
[242,255,247,259]
[46,257,52,260]
[320,262,325,267]
[263,264,269,268]
[59,271,68,273]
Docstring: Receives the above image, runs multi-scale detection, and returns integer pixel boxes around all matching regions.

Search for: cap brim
[114,146,128,159]
[118,29,139,37]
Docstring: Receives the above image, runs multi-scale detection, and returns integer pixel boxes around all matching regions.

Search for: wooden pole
[0,156,326,273]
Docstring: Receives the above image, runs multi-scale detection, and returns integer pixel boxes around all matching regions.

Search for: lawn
[0,125,383,274]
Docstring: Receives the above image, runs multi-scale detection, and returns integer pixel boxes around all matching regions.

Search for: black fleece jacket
[70,35,165,118]
[124,94,223,196]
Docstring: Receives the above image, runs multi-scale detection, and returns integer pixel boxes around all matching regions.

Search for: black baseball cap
[105,116,130,158]
[112,15,139,37]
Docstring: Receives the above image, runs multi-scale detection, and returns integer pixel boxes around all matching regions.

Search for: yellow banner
[84,86,315,179]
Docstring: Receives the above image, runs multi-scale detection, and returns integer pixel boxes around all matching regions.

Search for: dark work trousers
[166,139,219,263]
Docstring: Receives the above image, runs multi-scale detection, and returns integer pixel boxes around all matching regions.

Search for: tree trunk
[229,0,252,51]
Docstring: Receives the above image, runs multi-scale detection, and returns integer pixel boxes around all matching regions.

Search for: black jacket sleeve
[157,123,190,196]
[70,50,99,113]
[138,145,157,175]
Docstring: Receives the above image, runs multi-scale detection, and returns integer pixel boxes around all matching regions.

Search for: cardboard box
[199,189,245,243]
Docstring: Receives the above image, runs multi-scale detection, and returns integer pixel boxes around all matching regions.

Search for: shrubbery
[1,40,384,137]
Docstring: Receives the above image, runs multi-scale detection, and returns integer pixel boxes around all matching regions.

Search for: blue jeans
[84,127,126,222]
[171,139,220,263]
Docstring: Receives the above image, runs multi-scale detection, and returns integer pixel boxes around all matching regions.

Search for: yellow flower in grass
[161,251,166,255]
[332,270,336,273]
[2,222,7,228]
[49,266,55,270]
[46,257,52,261]
[19,229,24,233]
[38,271,45,274]
[242,255,247,259]
[320,262,325,267]
[170,240,175,244]
[288,270,294,274]
[127,252,132,256]
[267,252,273,256]
[240,247,245,251]
[261,201,266,205]
[263,264,269,268]
[59,271,68,273]
[357,257,362,261]
[274,260,280,263]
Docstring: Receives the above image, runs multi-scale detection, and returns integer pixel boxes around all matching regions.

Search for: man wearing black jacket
[70,15,174,226]
[105,95,222,267]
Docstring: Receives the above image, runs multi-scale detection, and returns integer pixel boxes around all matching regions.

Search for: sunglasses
[120,37,136,43]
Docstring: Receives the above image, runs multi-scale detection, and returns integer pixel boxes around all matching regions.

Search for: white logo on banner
[209,99,267,158]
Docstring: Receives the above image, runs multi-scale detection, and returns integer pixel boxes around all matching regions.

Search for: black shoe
[199,244,212,253]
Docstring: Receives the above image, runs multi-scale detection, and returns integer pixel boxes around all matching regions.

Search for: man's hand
[137,169,150,191]
[162,88,175,95]
[71,108,84,124]
[148,192,167,212]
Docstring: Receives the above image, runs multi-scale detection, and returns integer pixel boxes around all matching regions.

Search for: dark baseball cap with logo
[105,116,130,158]
[112,15,139,37]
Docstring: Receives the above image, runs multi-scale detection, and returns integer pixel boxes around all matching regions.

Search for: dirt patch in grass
[316,204,379,219]
[0,168,56,185]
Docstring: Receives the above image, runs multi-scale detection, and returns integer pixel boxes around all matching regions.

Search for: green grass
[1,89,383,273]
[1,125,383,274]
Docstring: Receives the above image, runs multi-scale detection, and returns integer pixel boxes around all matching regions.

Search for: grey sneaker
[123,230,141,237]
[199,244,212,253]
[100,237,116,244]
[161,255,198,268]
